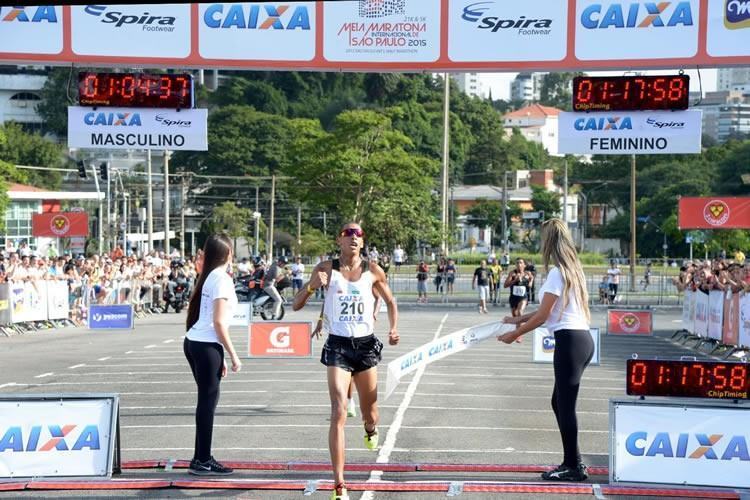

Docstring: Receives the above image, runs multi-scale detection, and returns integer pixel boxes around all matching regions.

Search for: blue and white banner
[88,304,134,330]
[385,322,512,400]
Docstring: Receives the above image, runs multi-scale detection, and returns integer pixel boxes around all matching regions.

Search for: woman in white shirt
[184,234,241,476]
[498,219,593,482]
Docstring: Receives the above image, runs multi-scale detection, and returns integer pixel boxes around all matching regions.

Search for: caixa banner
[678,197,750,229]
[0,394,119,479]
[611,399,750,488]
[248,322,313,358]
[89,304,134,330]
[67,106,207,151]
[607,310,653,336]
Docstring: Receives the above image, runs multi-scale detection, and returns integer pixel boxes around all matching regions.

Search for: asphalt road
[0,305,712,499]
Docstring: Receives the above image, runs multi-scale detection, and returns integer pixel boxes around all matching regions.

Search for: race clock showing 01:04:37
[626,359,750,400]
[572,75,689,112]
[78,72,194,109]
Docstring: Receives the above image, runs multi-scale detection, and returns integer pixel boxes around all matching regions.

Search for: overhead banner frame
[0,2,748,71]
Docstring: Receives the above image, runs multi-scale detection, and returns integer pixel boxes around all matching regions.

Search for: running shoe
[364,427,379,451]
[188,456,234,476]
[541,463,588,481]
[330,483,349,500]
[347,399,356,418]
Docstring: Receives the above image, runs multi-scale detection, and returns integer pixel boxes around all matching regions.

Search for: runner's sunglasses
[339,228,364,238]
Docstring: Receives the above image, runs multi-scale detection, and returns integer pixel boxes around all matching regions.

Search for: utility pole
[164,150,171,253]
[562,159,568,224]
[323,211,327,236]
[441,73,450,256]
[91,163,103,254]
[297,205,302,254]
[147,150,153,254]
[268,175,276,259]
[502,170,509,255]
[253,185,260,256]
[180,174,186,257]
[106,157,111,251]
[630,154,637,292]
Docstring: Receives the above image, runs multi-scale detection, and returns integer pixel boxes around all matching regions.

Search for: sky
[481,68,718,101]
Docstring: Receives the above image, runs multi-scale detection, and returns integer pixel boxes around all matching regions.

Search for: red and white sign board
[32,212,88,238]
[607,310,653,336]
[248,322,313,358]
[678,197,750,230]
[0,2,748,71]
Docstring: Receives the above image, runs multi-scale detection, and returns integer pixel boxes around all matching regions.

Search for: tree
[539,72,583,110]
[0,122,63,189]
[206,202,253,253]
[531,185,561,218]
[211,78,289,115]
[298,225,334,257]
[37,67,75,136]
[284,109,440,250]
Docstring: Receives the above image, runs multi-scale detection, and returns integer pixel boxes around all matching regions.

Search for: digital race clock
[78,72,194,109]
[572,75,690,112]
[627,359,750,400]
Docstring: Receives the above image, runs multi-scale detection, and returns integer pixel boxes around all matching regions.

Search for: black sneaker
[541,463,588,481]
[188,456,234,476]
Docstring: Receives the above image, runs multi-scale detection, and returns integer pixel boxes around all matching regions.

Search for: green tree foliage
[207,201,253,251]
[531,185,561,218]
[539,72,583,110]
[0,122,63,189]
[36,67,75,136]
[285,109,439,250]
[298,225,333,257]
[210,77,289,115]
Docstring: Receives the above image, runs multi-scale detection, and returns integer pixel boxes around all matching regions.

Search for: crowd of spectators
[672,256,750,294]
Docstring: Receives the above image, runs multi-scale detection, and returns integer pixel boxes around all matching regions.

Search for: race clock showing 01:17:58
[572,75,689,112]
[627,359,750,400]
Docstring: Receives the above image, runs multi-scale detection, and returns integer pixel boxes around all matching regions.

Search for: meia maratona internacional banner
[678,197,750,229]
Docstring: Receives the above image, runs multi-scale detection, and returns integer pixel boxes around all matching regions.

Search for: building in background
[451,73,485,98]
[717,67,750,91]
[502,103,561,156]
[510,72,543,102]
[694,89,750,142]
[0,70,47,134]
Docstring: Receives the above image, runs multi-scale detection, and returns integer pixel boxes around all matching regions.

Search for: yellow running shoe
[364,427,379,451]
[330,483,349,500]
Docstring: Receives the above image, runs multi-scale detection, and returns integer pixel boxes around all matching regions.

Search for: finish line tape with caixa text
[385,322,514,400]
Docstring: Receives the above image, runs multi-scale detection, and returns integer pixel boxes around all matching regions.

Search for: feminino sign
[612,400,750,488]
[67,106,207,151]
[558,110,702,155]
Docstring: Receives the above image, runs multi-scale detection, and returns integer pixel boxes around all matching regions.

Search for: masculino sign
[558,110,702,155]
[67,107,207,151]
[611,399,750,488]
[0,394,119,479]
[89,304,134,330]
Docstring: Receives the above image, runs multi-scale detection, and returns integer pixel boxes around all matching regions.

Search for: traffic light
[77,160,87,179]
[99,162,108,180]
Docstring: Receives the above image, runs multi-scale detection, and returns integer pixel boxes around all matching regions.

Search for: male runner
[293,223,399,500]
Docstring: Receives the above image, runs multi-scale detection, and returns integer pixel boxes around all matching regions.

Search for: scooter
[235,276,290,320]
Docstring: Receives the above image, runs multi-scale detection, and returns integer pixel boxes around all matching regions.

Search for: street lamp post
[252,211,261,257]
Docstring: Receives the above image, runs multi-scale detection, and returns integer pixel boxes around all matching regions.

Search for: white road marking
[163,339,175,344]
[144,345,157,349]
[0,383,16,389]
[125,351,134,354]
[97,356,111,361]
[34,372,54,379]
[68,364,85,369]
[362,313,449,500]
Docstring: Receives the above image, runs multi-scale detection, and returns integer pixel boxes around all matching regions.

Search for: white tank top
[323,265,376,339]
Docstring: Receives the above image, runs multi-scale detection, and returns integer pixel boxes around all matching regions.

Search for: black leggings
[551,329,595,467]
[184,338,224,462]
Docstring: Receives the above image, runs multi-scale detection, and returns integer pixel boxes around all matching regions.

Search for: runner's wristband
[307,284,315,294]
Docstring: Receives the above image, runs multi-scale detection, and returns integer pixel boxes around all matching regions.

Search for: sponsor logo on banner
[202,4,311,30]
[575,0,699,60]
[83,5,176,31]
[1,6,58,23]
[461,2,554,35]
[613,402,750,488]
[725,0,750,29]
[68,106,208,151]
[608,310,652,335]
[71,4,190,58]
[580,2,694,29]
[703,200,731,226]
[89,304,133,329]
[532,327,601,363]
[619,313,642,333]
[542,334,556,352]
[248,322,312,357]
[558,110,702,155]
[449,0,566,62]
[0,424,101,452]
[198,2,316,61]
[49,215,70,236]
[324,0,439,62]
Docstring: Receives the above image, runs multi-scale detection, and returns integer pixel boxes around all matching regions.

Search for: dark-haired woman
[184,234,241,476]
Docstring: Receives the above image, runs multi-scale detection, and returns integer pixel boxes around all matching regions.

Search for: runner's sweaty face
[337,224,363,256]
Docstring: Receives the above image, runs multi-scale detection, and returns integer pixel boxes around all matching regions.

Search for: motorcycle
[235,275,290,320]
[163,278,190,313]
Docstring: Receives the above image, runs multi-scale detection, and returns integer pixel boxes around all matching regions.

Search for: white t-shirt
[393,248,405,263]
[607,267,621,285]
[539,267,589,333]
[291,262,304,279]
[186,265,237,343]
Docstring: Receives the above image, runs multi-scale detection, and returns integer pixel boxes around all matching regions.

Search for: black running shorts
[321,334,383,373]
